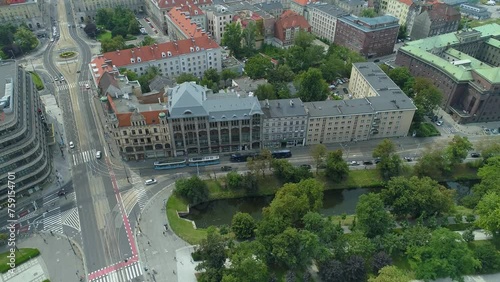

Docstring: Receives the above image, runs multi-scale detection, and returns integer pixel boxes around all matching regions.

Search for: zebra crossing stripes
[56,80,91,91]
[130,173,148,210]
[90,262,143,282]
[43,208,63,234]
[61,207,81,232]
[71,149,97,166]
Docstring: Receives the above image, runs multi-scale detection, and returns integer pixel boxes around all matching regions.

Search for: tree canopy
[295,68,329,102]
[372,139,403,180]
[174,176,209,204]
[325,150,349,182]
[244,55,274,79]
[195,227,228,282]
[95,7,139,36]
[476,192,500,236]
[222,22,242,58]
[231,212,256,240]
[355,193,393,238]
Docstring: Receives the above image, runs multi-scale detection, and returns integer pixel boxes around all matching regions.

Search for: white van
[144,179,157,185]
[96,151,102,159]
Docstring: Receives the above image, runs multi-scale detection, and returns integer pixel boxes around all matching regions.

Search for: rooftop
[337,0,366,7]
[254,1,283,13]
[0,60,17,125]
[232,77,268,94]
[275,10,311,30]
[399,23,500,83]
[168,7,206,38]
[338,15,400,32]
[260,98,307,119]
[307,3,349,17]
[155,0,212,10]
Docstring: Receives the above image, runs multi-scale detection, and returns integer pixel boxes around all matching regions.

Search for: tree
[100,35,126,53]
[369,266,413,282]
[320,55,347,82]
[372,251,393,273]
[356,193,393,238]
[407,228,480,282]
[196,227,228,282]
[254,83,276,100]
[270,227,321,269]
[319,260,345,282]
[226,171,242,190]
[361,8,377,18]
[413,78,442,115]
[95,8,114,28]
[343,255,367,282]
[222,242,268,282]
[241,21,256,52]
[325,150,349,182]
[480,142,500,162]
[387,67,413,93]
[83,23,98,37]
[444,135,473,167]
[472,241,500,274]
[176,73,199,84]
[401,224,432,252]
[342,231,376,259]
[127,18,140,35]
[268,64,295,83]
[247,149,272,177]
[372,139,403,180]
[231,212,256,240]
[294,30,315,49]
[201,68,221,92]
[302,212,343,245]
[174,176,209,204]
[271,159,312,183]
[310,144,327,174]
[240,173,258,194]
[221,69,238,81]
[476,192,500,236]
[14,27,37,52]
[413,148,448,179]
[111,26,128,37]
[245,55,274,79]
[398,25,408,40]
[222,22,242,58]
[141,35,156,46]
[296,68,329,102]
[382,176,455,219]
[462,228,475,243]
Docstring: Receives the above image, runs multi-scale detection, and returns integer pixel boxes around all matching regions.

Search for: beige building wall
[371,110,415,138]
[0,1,43,28]
[348,68,378,98]
[385,0,411,26]
[306,113,375,145]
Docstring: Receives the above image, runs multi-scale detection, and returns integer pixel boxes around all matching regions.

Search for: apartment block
[409,2,460,40]
[0,61,51,201]
[333,0,366,16]
[396,24,500,123]
[305,62,416,145]
[261,98,308,148]
[458,3,491,20]
[274,10,311,48]
[334,15,399,58]
[166,82,263,156]
[382,0,413,26]
[255,1,284,18]
[0,0,43,29]
[307,3,348,44]
[89,35,222,84]
[202,5,234,44]
[166,5,207,41]
[145,0,213,33]
[73,0,144,22]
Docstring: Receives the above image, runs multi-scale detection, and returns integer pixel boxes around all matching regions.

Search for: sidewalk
[0,232,86,282]
[135,184,192,282]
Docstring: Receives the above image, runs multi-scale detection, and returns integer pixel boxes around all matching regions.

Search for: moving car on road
[145,179,157,185]
[69,141,75,149]
[221,166,232,171]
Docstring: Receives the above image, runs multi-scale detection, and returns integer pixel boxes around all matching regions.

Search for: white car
[435,120,443,126]
[145,179,157,185]
[85,83,90,89]
[96,151,102,159]
[69,141,75,149]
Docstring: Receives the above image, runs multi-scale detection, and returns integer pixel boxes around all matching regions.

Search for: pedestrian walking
[43,238,47,244]
[148,241,151,246]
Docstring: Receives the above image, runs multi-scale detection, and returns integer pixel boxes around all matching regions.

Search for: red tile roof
[233,13,263,28]
[168,6,206,38]
[109,97,167,127]
[155,0,212,10]
[276,10,311,30]
[90,35,219,83]
[398,0,413,6]
[292,0,318,6]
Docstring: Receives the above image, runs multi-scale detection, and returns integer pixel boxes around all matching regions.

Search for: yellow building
[382,0,413,26]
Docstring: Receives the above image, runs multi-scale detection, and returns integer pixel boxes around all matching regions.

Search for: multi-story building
[274,10,311,48]
[89,35,222,84]
[333,0,366,16]
[307,3,348,44]
[145,0,213,34]
[0,0,43,29]
[334,15,399,58]
[166,5,207,41]
[254,0,284,18]
[409,2,460,40]
[382,0,414,26]
[395,24,500,123]
[458,3,491,20]
[290,0,311,16]
[98,72,172,160]
[261,98,308,148]
[202,4,234,44]
[0,60,51,201]
[305,62,416,145]
[166,82,263,156]
[73,0,144,22]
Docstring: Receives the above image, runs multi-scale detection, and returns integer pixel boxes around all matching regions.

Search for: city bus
[272,150,292,159]
[154,159,187,170]
[188,155,220,167]
[229,153,258,162]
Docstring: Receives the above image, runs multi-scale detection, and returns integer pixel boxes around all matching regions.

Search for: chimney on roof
[290,100,294,107]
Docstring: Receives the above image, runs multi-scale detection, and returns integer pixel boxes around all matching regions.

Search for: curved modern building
[0,60,51,202]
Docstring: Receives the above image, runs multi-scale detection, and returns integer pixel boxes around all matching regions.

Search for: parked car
[470,153,481,158]
[363,161,373,165]
[350,161,360,166]
[300,164,312,169]
[69,141,75,149]
[96,151,102,159]
[58,189,66,196]
[404,157,413,162]
[374,157,381,164]
[85,83,90,89]
[221,166,232,171]
[435,120,443,126]
[342,88,348,94]
[145,179,157,185]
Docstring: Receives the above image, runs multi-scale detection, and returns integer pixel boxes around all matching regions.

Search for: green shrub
[29,72,44,90]
[413,122,441,137]
[0,248,40,273]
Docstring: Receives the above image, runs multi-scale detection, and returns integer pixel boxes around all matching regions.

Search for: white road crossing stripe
[72,149,97,165]
[61,207,81,231]
[90,262,142,282]
[130,172,149,210]
[43,208,63,233]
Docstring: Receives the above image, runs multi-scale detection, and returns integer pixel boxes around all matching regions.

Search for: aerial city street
[0,0,500,281]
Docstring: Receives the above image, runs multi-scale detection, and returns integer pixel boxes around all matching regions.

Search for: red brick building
[274,10,311,48]
[334,15,399,58]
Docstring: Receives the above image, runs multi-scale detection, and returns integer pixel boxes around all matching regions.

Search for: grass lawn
[97,30,112,41]
[166,195,206,245]
[29,71,44,90]
[0,248,40,273]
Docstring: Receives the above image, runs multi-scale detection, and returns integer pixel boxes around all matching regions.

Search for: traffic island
[58,51,77,59]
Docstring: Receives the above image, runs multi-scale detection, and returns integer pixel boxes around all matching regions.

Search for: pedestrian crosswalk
[129,171,149,210]
[61,207,81,232]
[71,149,100,166]
[57,80,91,91]
[43,207,63,234]
[441,126,456,134]
[90,262,143,282]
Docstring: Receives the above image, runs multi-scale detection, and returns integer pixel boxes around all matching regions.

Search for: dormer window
[195,46,200,51]
[130,58,135,63]
[167,51,172,57]
[221,115,226,119]
[137,57,142,62]
[183,110,192,115]
[190,47,194,52]
[161,52,166,58]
